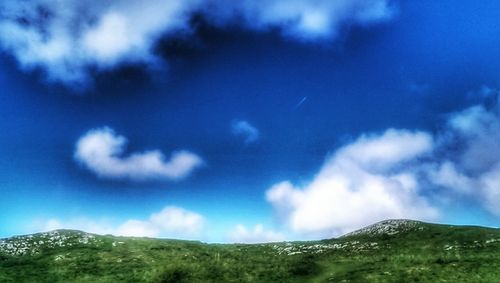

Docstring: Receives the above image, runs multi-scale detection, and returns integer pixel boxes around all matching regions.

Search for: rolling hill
[1,219,499,282]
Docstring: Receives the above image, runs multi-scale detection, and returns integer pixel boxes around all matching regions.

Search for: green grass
[0,220,499,282]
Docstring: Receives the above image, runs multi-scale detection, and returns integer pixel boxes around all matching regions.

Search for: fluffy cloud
[266,129,438,238]
[0,0,394,85]
[227,224,285,243]
[38,206,205,239]
[148,206,205,236]
[231,120,260,144]
[74,127,203,181]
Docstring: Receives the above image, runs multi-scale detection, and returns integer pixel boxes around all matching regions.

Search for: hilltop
[1,220,499,282]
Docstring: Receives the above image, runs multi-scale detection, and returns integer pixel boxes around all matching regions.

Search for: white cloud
[74,127,203,181]
[228,224,285,243]
[149,206,205,236]
[266,129,438,238]
[231,120,260,144]
[333,129,433,171]
[36,206,205,239]
[481,168,500,216]
[116,207,205,238]
[0,0,393,85]
[428,162,475,194]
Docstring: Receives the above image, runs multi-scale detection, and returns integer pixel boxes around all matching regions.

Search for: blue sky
[1,0,500,242]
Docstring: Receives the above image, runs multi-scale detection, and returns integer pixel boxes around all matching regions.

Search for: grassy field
[1,220,499,282]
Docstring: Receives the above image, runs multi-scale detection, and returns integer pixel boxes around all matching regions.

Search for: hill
[1,220,499,282]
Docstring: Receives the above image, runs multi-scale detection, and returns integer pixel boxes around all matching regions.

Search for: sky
[1,0,500,243]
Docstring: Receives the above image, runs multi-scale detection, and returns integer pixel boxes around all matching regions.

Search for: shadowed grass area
[0,220,499,282]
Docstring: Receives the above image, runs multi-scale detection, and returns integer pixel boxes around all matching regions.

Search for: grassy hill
[1,220,499,282]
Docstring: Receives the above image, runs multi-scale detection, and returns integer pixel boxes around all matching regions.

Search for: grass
[0,220,499,282]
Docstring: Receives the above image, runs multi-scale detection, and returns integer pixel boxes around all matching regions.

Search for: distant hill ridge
[1,219,499,282]
[3,219,495,244]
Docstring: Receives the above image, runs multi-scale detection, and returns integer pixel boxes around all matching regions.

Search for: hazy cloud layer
[0,0,394,85]
[228,224,285,243]
[74,127,203,181]
[40,206,205,239]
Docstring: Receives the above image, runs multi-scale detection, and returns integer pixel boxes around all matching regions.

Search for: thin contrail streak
[294,96,308,109]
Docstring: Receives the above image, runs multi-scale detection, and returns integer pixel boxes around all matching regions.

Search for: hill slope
[1,220,499,282]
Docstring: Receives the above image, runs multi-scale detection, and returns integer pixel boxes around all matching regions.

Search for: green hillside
[1,220,499,282]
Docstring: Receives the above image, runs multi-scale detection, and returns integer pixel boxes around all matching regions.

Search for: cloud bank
[231,120,260,144]
[267,95,500,238]
[74,127,203,181]
[266,129,438,238]
[0,0,394,85]
[40,205,205,239]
